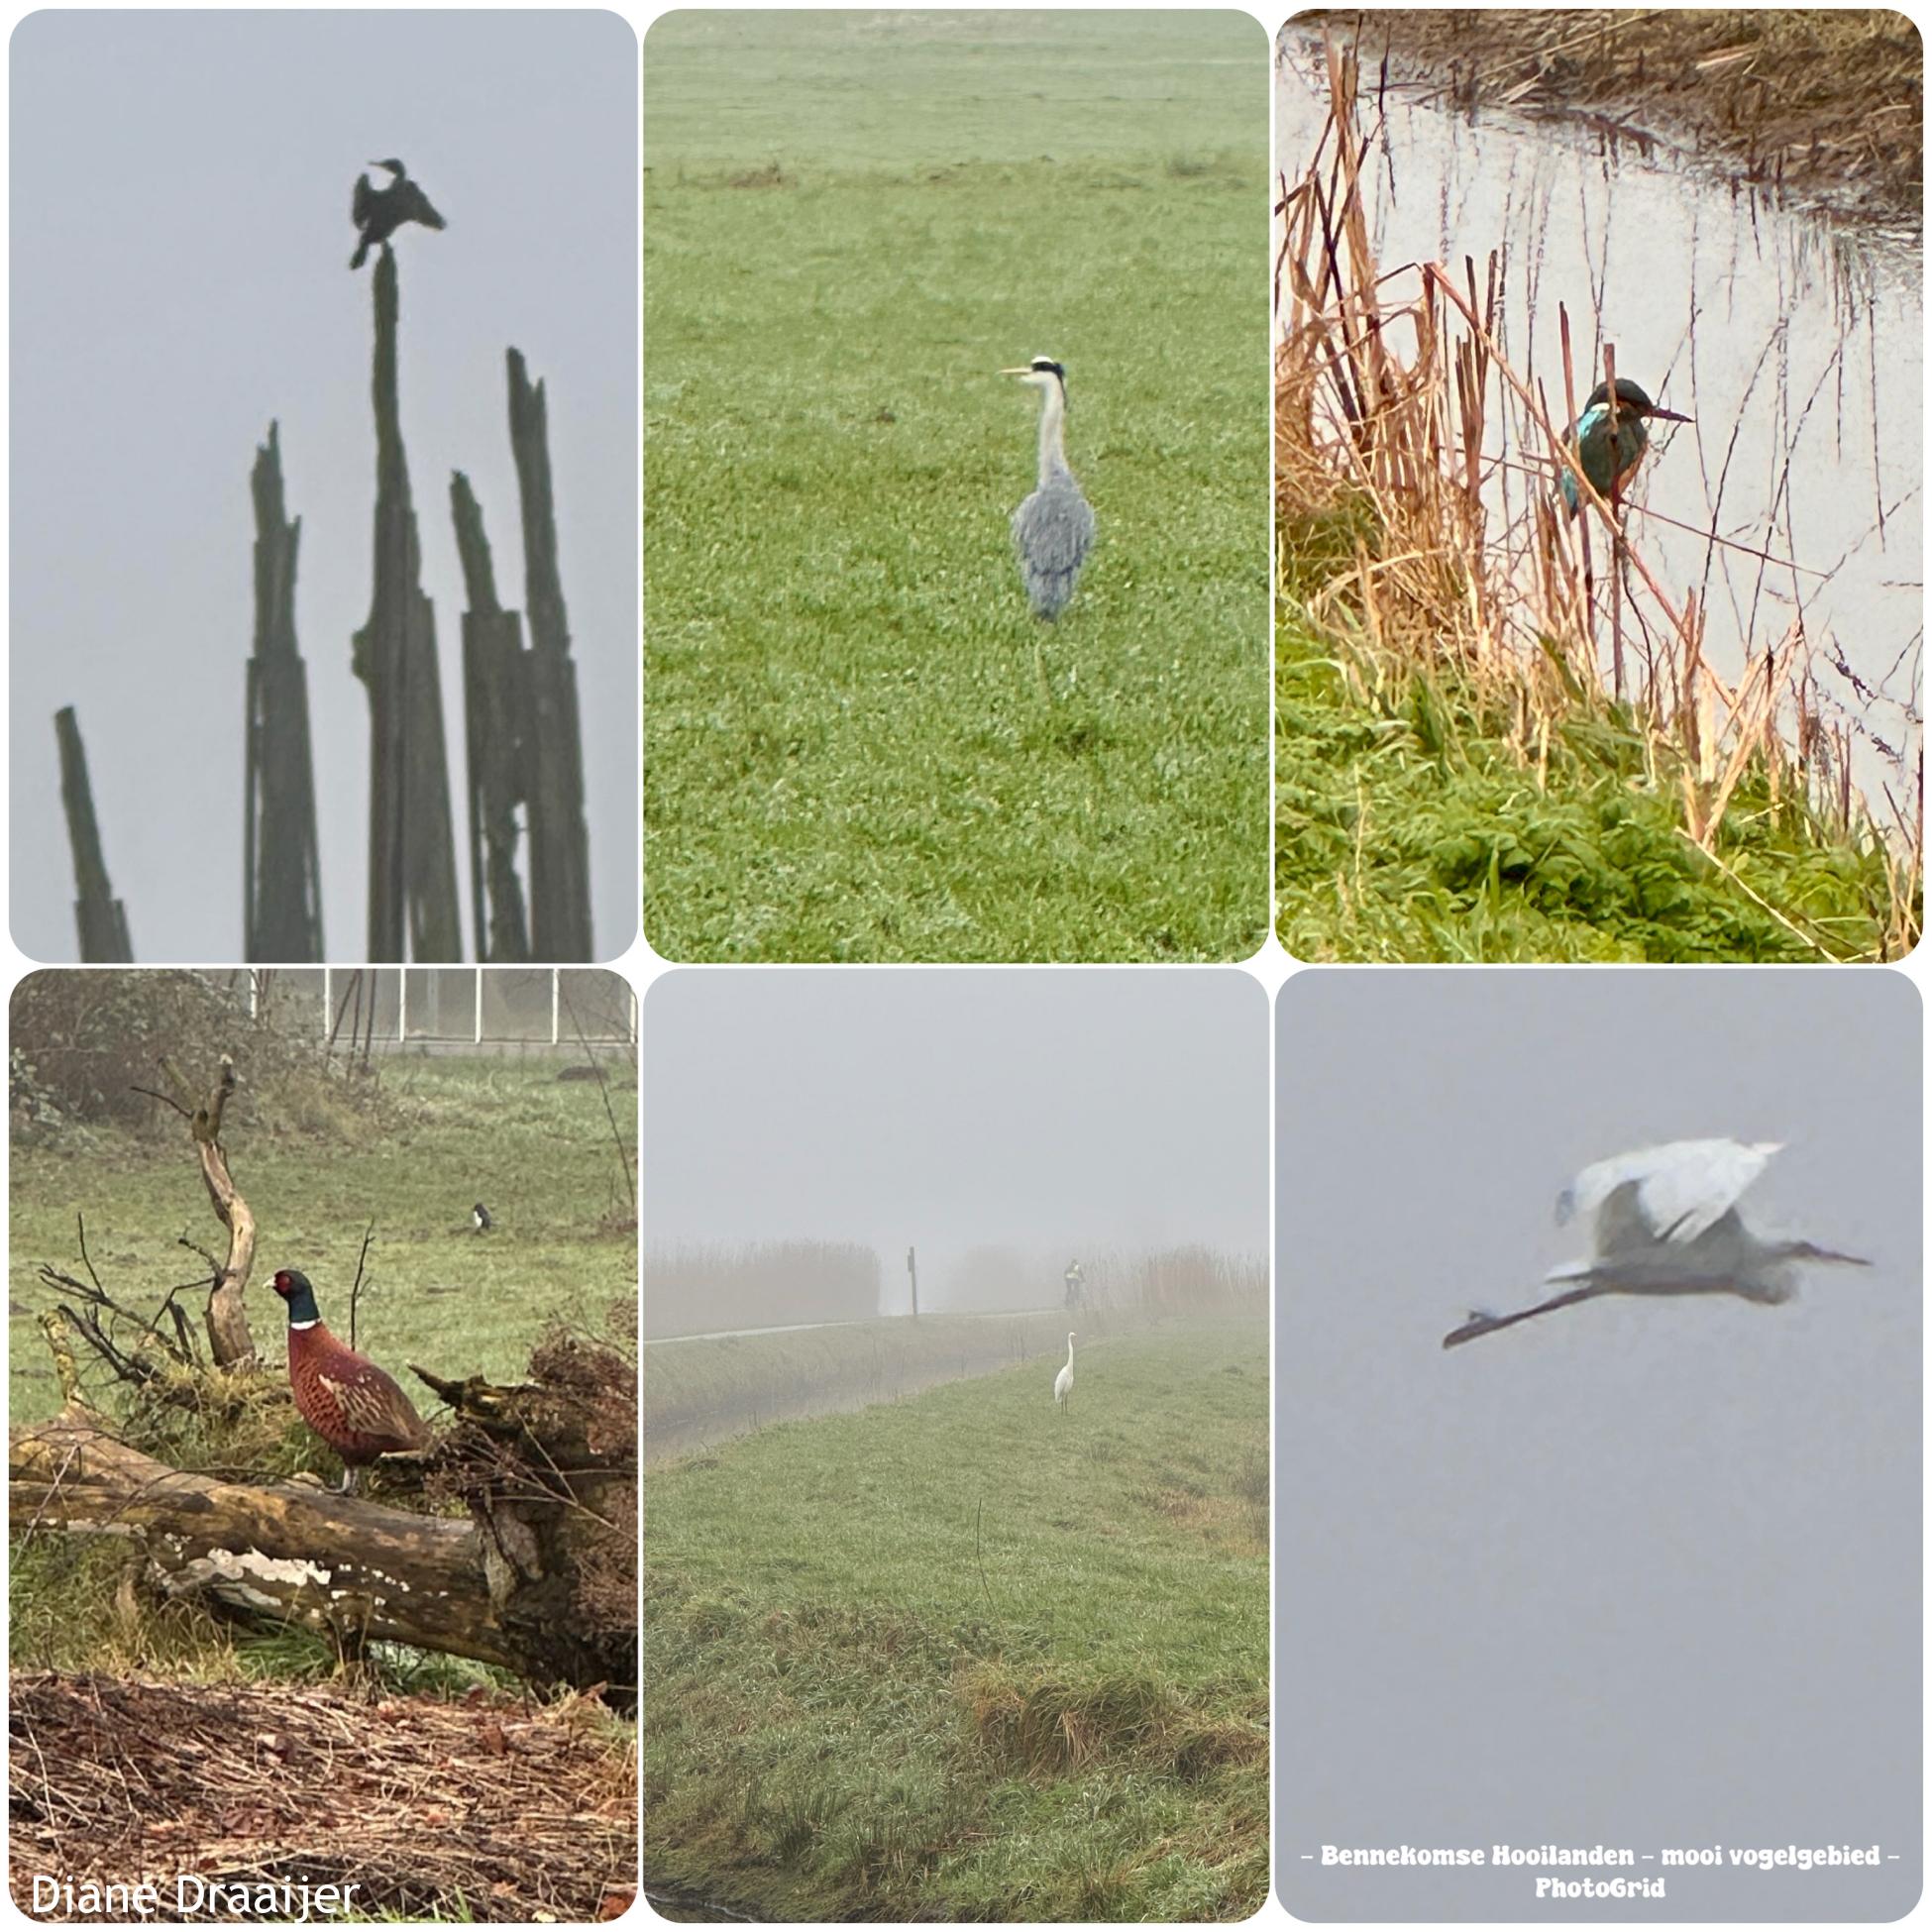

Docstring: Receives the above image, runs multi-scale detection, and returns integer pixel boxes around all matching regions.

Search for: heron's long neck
[1037,382,1072,487]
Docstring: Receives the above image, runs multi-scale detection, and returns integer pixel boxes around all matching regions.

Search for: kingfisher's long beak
[1646,404,1692,424]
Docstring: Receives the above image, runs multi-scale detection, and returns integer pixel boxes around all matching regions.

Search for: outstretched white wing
[1556,1138,1780,1250]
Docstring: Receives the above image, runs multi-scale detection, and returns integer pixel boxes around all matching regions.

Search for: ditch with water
[1277,26,1921,818]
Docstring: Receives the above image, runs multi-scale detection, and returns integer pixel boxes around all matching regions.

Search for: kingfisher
[1558,378,1690,518]
[350,159,447,270]
[271,1267,431,1488]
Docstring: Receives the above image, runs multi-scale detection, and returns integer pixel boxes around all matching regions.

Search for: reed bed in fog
[643,1238,881,1338]
[1275,37,1920,957]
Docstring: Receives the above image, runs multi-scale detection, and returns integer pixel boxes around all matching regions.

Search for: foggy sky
[643,969,1268,1303]
[1276,969,1921,1920]
[11,10,638,963]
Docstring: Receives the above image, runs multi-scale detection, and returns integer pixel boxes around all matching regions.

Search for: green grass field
[1276,612,1909,963]
[644,1316,1267,1920]
[644,12,1269,961]
[10,1061,636,1429]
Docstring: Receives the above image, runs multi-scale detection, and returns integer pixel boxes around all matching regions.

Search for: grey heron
[1444,1138,1869,1348]
[1004,357,1095,619]
[351,159,447,270]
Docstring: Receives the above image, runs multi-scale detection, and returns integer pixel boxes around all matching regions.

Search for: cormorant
[350,159,446,270]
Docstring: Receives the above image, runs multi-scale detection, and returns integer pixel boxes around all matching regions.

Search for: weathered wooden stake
[507,348,594,961]
[907,1245,919,1319]
[351,246,463,961]
[451,473,532,961]
[244,422,325,961]
[54,706,133,962]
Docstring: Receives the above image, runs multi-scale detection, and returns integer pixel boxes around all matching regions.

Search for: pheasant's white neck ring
[289,1318,319,1331]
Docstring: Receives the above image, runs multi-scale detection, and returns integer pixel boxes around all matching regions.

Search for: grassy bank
[644,1317,1268,1919]
[643,12,1269,961]
[1277,612,1905,962]
[1295,8,1922,227]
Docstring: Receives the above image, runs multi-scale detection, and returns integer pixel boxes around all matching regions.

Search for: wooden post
[451,473,532,962]
[351,247,463,962]
[906,1246,919,1319]
[244,422,325,961]
[507,349,593,961]
[54,707,133,962]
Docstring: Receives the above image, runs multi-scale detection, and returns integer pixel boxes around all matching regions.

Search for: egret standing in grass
[1444,1137,1869,1347]
[1004,357,1095,619]
[1053,1331,1077,1413]
[1558,377,1691,519]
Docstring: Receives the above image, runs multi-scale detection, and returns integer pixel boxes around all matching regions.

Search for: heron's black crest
[1031,358,1065,378]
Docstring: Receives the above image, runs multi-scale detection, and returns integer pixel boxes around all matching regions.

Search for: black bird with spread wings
[351,158,446,270]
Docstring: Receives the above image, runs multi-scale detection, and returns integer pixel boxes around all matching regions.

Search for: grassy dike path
[644,1319,1268,1919]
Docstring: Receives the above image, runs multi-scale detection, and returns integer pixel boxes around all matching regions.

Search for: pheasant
[270,1268,430,1486]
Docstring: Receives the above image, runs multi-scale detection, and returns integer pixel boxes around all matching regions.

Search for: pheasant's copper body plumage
[271,1268,429,1467]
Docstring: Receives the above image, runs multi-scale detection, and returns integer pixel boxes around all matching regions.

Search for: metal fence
[237,967,635,1051]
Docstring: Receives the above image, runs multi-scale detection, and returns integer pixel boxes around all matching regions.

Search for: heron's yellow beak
[1000,367,1032,376]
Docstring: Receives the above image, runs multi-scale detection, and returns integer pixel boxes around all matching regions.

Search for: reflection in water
[1276,40,1921,806]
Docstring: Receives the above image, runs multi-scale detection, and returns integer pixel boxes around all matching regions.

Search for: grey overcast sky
[644,969,1267,1304]
[11,9,637,963]
[1277,969,1921,1921]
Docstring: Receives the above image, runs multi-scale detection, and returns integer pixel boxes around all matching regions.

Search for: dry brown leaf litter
[10,1671,636,1922]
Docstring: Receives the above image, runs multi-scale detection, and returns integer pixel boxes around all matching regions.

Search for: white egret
[1053,1331,1076,1412]
[1445,1138,1869,1348]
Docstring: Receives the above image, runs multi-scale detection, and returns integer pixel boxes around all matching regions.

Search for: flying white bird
[1445,1138,1870,1348]
[1053,1331,1076,1412]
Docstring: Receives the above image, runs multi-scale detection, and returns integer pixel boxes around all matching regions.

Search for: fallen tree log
[15,1050,635,1700]
[11,1334,635,1696]
[12,1404,512,1666]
